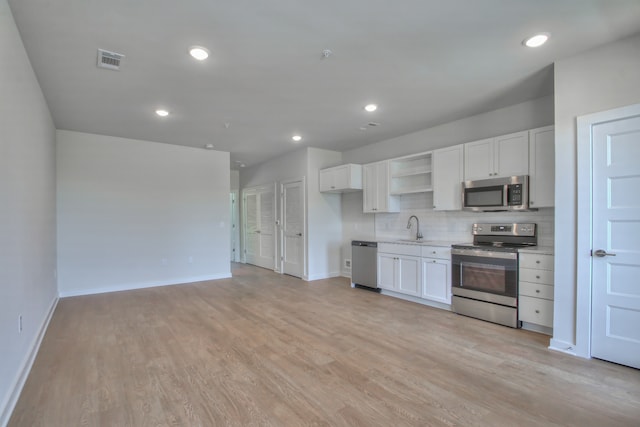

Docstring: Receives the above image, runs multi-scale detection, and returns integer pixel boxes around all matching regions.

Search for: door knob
[297,233,303,236]
[592,249,616,257]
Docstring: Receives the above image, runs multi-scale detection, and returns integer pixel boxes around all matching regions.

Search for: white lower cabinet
[377,249,421,297]
[377,243,421,296]
[421,246,451,304]
[518,252,554,332]
[377,243,451,303]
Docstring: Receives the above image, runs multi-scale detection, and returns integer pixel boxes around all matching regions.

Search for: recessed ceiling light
[155,109,169,117]
[292,135,302,142]
[204,144,214,149]
[189,46,210,61]
[240,163,246,168]
[523,33,550,48]
[364,104,378,112]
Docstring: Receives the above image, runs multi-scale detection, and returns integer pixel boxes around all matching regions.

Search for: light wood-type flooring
[9,263,640,426]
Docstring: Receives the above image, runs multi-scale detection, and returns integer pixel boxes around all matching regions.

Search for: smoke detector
[97,49,125,70]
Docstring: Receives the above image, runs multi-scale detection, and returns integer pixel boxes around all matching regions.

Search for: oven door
[451,248,518,307]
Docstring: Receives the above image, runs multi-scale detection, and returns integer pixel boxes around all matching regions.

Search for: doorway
[577,103,640,369]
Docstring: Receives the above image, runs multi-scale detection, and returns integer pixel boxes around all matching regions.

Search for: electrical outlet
[344,259,352,269]
[18,315,23,333]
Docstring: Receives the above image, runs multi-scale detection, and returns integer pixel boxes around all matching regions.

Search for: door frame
[575,102,640,359]
[279,177,306,279]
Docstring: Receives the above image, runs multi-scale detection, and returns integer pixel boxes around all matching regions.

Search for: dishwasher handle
[351,240,378,248]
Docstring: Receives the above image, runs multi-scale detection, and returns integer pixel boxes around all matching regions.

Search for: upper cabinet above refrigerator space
[319,163,362,193]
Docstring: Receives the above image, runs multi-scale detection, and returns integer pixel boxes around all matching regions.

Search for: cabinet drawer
[421,246,451,260]
[519,253,554,270]
[378,243,421,257]
[519,296,553,328]
[519,268,554,286]
[519,282,554,300]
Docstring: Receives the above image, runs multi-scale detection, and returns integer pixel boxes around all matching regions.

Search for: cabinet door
[528,126,555,208]
[463,138,494,180]
[433,145,463,210]
[397,255,421,297]
[375,162,390,212]
[422,259,451,304]
[494,131,529,178]
[362,163,378,213]
[319,168,334,192]
[377,253,396,290]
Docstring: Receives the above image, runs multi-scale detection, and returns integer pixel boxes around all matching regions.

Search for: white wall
[0,0,58,424]
[552,32,640,355]
[342,95,554,164]
[340,97,555,276]
[306,148,343,280]
[57,130,231,296]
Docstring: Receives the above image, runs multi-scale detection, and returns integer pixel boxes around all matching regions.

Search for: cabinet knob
[432,260,436,263]
[531,201,535,205]
[432,251,436,254]
[331,186,335,189]
[535,310,540,314]
[536,260,541,264]
[536,275,540,279]
[536,289,540,293]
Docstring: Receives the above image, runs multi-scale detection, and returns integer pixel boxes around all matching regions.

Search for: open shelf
[389,151,433,195]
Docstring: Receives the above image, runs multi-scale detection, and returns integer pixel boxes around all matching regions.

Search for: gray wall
[552,32,640,355]
[342,95,554,164]
[57,130,231,296]
[0,0,58,423]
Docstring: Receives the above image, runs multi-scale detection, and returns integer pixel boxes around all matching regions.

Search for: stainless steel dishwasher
[351,240,378,290]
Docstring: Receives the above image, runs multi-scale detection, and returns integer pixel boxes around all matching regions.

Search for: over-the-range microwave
[462,175,534,212]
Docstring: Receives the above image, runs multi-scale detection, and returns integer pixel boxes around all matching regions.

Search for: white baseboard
[548,338,579,356]
[58,273,232,298]
[0,296,58,427]
[379,289,452,311]
[305,271,342,282]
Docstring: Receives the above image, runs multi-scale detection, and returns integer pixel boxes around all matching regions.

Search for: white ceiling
[9,0,640,168]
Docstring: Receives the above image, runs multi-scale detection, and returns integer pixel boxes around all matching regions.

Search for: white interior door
[243,186,276,270]
[282,180,304,278]
[230,192,239,262]
[258,188,275,269]
[590,112,640,369]
[243,191,259,265]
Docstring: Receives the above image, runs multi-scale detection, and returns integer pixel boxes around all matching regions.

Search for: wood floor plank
[9,263,640,426]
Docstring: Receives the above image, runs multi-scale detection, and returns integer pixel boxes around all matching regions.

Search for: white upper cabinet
[319,163,362,193]
[464,131,529,180]
[528,126,555,208]
[433,144,463,210]
[363,161,399,213]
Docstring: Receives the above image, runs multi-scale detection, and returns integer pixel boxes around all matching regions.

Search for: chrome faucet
[407,215,423,240]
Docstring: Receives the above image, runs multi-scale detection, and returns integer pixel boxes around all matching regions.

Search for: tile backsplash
[374,192,555,246]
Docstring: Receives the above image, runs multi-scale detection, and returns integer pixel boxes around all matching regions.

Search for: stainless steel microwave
[462,175,533,212]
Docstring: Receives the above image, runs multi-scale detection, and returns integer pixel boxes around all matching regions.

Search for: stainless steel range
[451,223,537,328]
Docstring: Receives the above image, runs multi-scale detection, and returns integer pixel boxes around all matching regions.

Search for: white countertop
[518,246,554,255]
[378,239,466,247]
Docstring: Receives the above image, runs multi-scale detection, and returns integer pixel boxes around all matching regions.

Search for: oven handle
[451,248,517,260]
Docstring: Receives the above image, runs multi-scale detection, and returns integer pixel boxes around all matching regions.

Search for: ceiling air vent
[97,49,124,70]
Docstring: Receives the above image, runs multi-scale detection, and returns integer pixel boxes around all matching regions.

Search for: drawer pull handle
[536,275,541,279]
[536,290,540,293]
[535,310,540,314]
[536,260,541,264]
